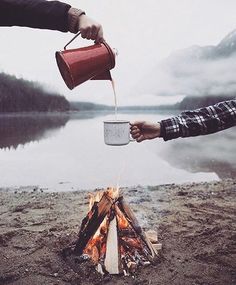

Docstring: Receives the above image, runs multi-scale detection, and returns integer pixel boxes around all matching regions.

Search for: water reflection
[0,113,69,149]
[0,111,113,150]
[159,128,236,179]
[0,112,234,189]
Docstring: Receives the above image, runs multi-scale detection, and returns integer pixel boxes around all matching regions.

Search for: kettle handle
[64,32,81,50]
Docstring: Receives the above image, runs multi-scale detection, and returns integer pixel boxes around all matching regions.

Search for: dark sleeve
[0,0,71,32]
[160,99,236,141]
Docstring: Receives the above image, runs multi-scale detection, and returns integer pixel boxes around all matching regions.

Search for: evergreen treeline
[0,73,70,112]
[70,96,235,112]
[70,101,113,111]
[175,95,235,110]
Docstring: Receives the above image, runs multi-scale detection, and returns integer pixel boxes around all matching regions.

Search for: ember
[72,187,161,276]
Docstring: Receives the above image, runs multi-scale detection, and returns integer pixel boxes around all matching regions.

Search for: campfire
[69,187,161,276]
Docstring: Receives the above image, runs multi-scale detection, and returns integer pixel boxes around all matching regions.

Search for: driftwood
[145,230,158,243]
[74,193,113,254]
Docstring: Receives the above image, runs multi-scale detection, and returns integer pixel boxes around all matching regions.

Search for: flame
[84,216,108,262]
[117,213,129,229]
[88,191,103,210]
[105,186,119,200]
[115,203,129,229]
[88,187,119,211]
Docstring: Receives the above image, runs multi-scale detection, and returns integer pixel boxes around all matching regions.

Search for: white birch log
[104,217,120,274]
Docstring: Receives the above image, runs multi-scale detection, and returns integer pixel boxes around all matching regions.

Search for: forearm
[0,0,71,32]
[160,99,236,141]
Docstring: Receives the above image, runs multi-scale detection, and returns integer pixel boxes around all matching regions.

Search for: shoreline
[0,179,235,285]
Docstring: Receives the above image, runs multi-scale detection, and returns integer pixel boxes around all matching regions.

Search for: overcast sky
[0,0,236,106]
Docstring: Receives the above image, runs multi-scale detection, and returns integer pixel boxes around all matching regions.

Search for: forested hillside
[175,95,235,110]
[0,73,70,112]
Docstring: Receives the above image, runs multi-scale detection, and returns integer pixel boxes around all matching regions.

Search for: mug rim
[104,120,129,124]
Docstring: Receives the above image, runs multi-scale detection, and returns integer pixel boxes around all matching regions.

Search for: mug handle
[129,122,135,142]
[129,137,135,143]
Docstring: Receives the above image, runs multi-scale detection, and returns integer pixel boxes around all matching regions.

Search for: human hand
[130,121,161,142]
[79,15,104,43]
[68,8,104,43]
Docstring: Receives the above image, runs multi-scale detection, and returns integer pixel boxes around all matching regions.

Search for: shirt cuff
[68,8,86,33]
[160,117,181,141]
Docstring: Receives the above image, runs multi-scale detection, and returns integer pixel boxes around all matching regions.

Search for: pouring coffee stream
[111,78,118,119]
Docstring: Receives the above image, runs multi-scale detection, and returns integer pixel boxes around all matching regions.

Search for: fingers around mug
[136,134,144,143]
[132,132,141,139]
[131,129,140,135]
[130,122,140,129]
[130,126,139,132]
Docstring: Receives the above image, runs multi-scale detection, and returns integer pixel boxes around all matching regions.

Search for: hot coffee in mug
[104,120,134,146]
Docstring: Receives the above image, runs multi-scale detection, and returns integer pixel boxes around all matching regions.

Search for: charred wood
[74,193,113,255]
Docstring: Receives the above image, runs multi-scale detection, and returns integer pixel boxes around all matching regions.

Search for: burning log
[74,192,113,255]
[117,197,158,260]
[117,196,142,234]
[71,187,161,276]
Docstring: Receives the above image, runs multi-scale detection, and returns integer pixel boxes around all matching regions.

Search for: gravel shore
[0,179,235,285]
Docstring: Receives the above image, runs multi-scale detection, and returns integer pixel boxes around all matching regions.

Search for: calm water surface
[0,111,235,191]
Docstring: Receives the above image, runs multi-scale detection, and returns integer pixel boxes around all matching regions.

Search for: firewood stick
[117,197,158,259]
[117,197,142,234]
[74,193,113,255]
[119,228,136,237]
[104,211,120,274]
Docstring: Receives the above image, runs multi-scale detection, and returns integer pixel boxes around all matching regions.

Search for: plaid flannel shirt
[160,99,236,141]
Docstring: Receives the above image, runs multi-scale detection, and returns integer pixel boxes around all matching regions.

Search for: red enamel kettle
[55,32,116,90]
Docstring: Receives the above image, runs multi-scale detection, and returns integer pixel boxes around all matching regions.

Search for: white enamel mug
[104,120,134,146]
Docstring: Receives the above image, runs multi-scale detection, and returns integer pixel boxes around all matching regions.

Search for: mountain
[142,29,236,100]
[214,29,236,58]
[0,72,70,113]
[169,29,236,61]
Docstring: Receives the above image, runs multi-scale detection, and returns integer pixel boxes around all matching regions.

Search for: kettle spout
[92,70,112,80]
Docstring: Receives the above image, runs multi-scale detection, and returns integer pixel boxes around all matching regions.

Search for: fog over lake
[0,111,234,191]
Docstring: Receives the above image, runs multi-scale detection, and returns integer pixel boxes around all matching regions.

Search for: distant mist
[141,30,236,99]
[142,54,236,98]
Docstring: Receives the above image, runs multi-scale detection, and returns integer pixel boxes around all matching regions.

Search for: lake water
[0,111,235,191]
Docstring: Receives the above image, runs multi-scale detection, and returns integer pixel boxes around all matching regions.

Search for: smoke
[142,53,236,98]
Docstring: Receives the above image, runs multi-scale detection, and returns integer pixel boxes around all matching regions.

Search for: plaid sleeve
[160,99,236,141]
